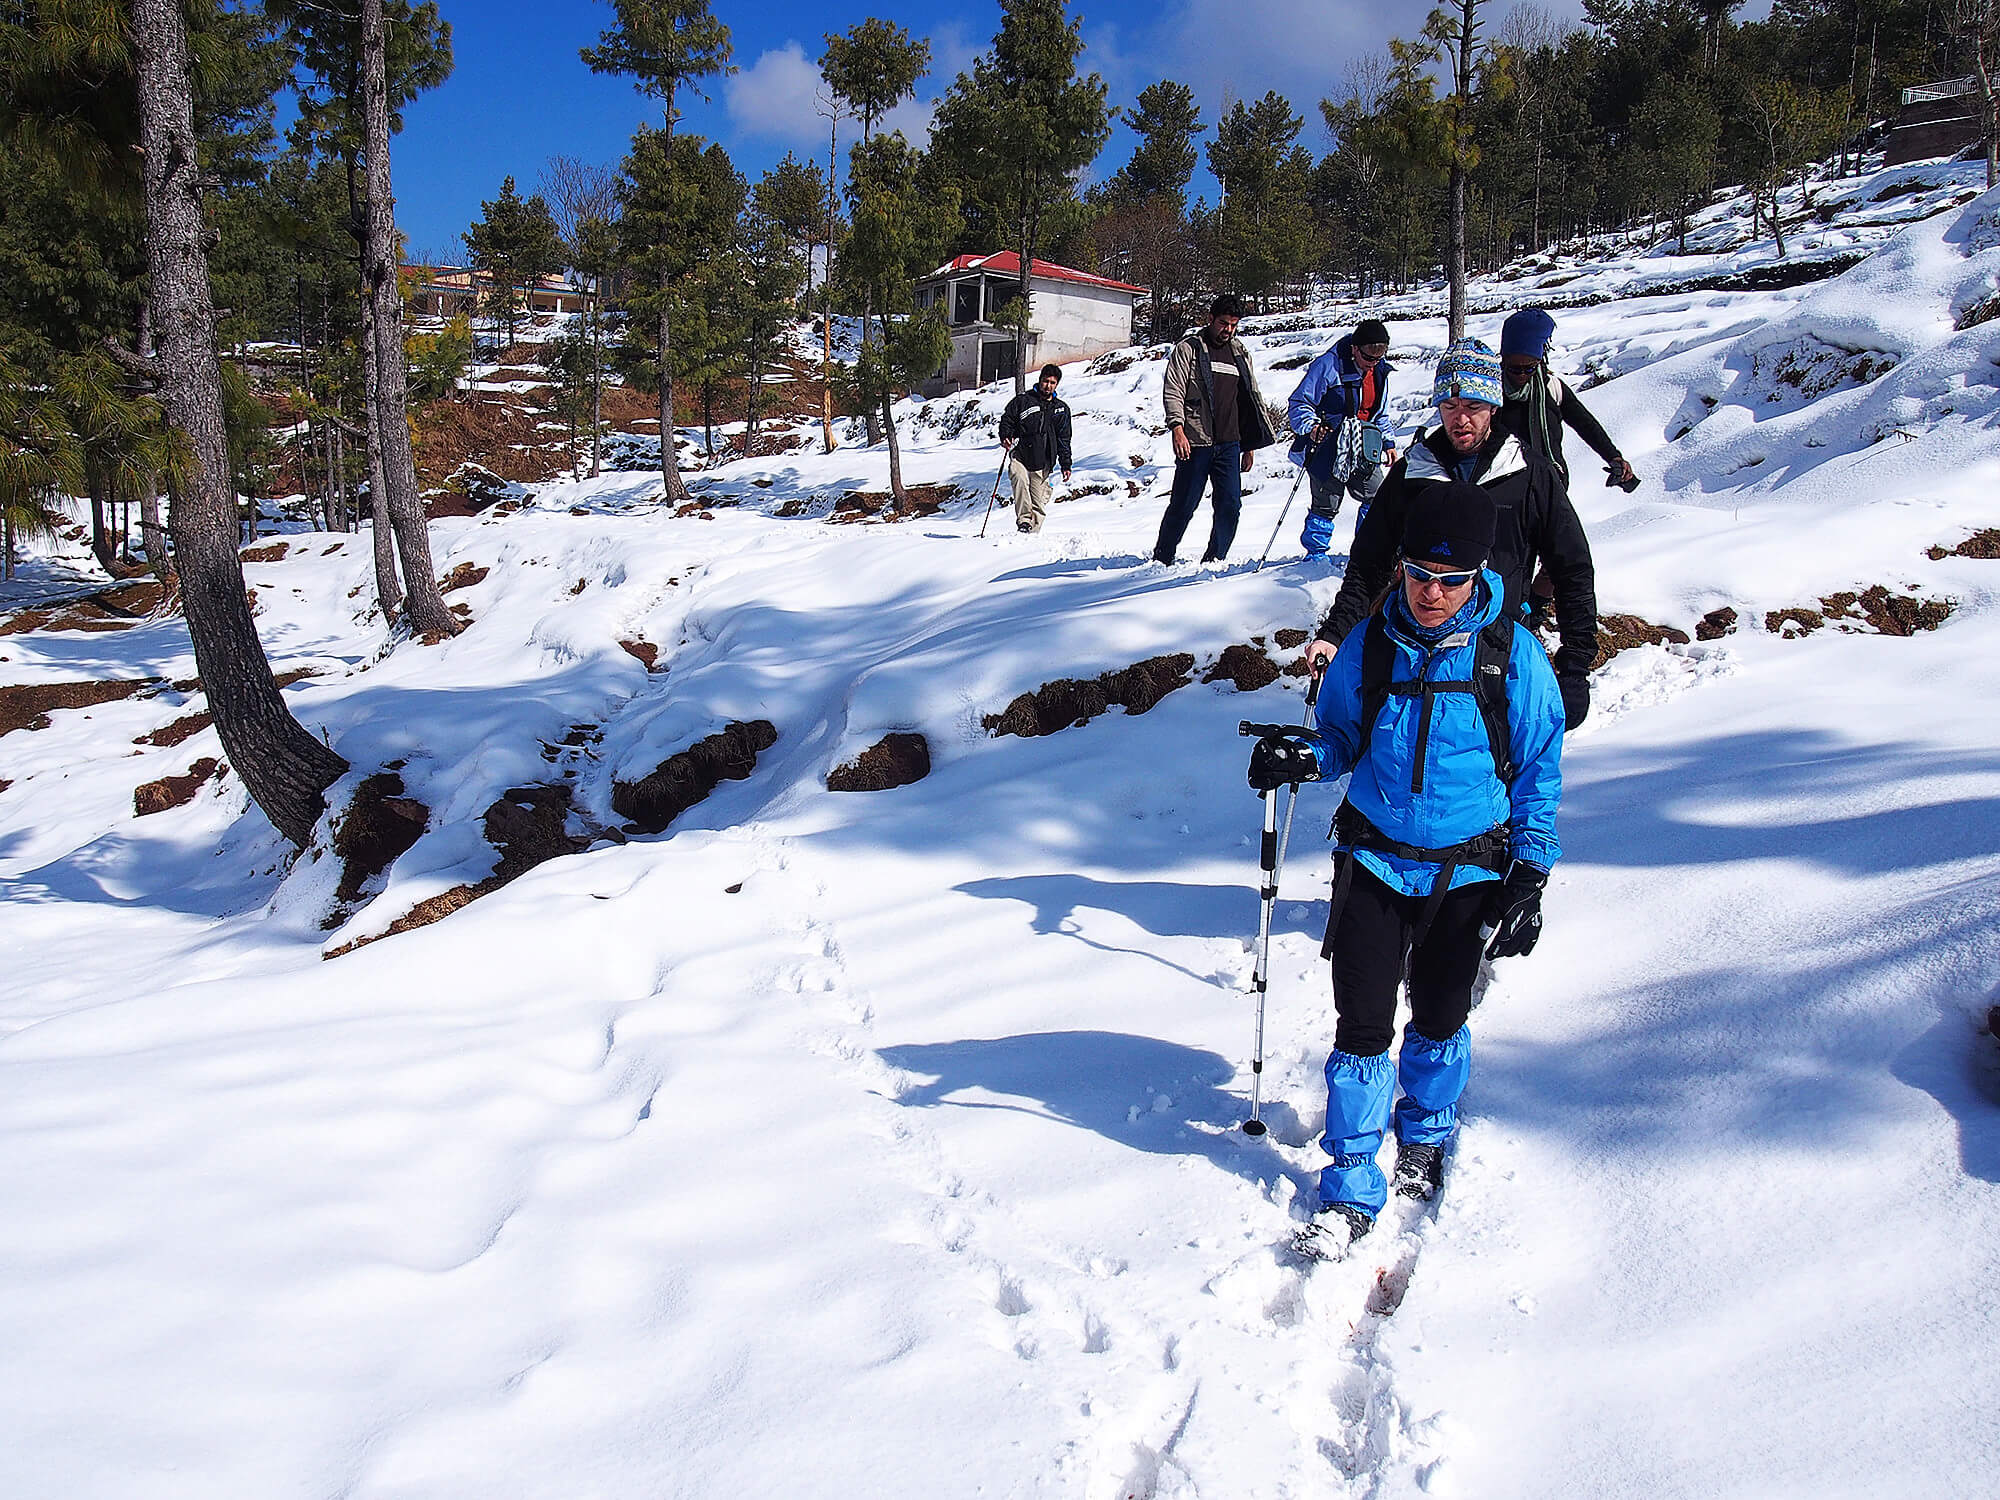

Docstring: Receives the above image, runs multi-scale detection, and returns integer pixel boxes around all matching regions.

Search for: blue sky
[386,0,1595,260]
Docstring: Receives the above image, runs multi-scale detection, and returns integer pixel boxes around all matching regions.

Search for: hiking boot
[1291,1202,1374,1263]
[1394,1142,1444,1201]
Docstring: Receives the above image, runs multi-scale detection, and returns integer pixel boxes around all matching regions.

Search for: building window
[979,338,1017,386]
[982,276,1015,324]
[952,280,982,327]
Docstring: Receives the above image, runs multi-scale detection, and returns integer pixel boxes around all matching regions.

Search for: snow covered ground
[3,163,1999,1498]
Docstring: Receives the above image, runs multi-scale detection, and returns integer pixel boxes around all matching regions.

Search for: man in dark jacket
[1497,308,1636,491]
[1154,293,1279,564]
[998,363,1073,534]
[1284,317,1396,556]
[1306,338,1599,728]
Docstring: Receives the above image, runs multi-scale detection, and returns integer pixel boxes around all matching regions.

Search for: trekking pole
[977,451,1009,538]
[1253,434,1319,572]
[1235,665,1326,1138]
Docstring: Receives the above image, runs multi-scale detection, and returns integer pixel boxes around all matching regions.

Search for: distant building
[1884,78,1983,167]
[403,266,588,320]
[913,252,1147,395]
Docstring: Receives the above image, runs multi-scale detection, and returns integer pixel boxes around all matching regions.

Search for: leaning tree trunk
[361,0,456,639]
[882,392,908,512]
[132,0,346,849]
[358,298,404,619]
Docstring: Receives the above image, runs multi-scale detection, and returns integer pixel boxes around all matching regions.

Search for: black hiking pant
[1329,863,1493,1057]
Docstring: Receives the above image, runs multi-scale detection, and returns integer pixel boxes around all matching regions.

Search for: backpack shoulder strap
[1475,618,1516,783]
[1355,613,1395,763]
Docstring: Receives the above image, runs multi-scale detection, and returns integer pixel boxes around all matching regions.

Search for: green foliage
[407,314,472,402]
[1105,81,1202,210]
[581,0,733,125]
[1206,91,1318,300]
[270,0,454,158]
[464,177,564,344]
[821,19,930,136]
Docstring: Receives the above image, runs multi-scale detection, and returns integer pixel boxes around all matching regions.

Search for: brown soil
[331,772,431,905]
[1204,643,1282,692]
[413,397,564,486]
[241,542,289,563]
[828,482,958,523]
[1274,628,1309,649]
[0,580,167,636]
[613,720,780,835]
[1694,607,1738,640]
[137,710,212,748]
[134,757,221,817]
[0,678,159,737]
[619,639,661,671]
[984,653,1196,738]
[1592,614,1692,670]
[440,562,489,592]
[326,782,592,957]
[1928,528,2000,559]
[828,732,931,792]
[1769,587,1954,637]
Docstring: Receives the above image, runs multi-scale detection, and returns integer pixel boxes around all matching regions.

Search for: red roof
[924,251,1147,296]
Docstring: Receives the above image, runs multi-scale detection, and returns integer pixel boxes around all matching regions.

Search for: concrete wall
[920,274,1139,393]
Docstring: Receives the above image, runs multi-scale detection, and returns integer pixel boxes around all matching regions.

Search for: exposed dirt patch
[412,396,564,486]
[984,653,1196,738]
[1204,643,1282,692]
[136,709,213,748]
[440,562,489,592]
[1592,614,1692,670]
[828,482,957,523]
[828,731,931,792]
[134,757,221,817]
[325,783,593,957]
[1695,607,1738,640]
[0,678,159,737]
[1928,528,2000,560]
[619,639,661,671]
[1768,587,1954,637]
[1955,293,2000,332]
[0,779,10,796]
[613,719,780,835]
[331,773,431,905]
[0,580,166,636]
[1274,628,1309,649]
[241,541,289,563]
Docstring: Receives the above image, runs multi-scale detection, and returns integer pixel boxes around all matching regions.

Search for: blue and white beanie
[1432,338,1503,408]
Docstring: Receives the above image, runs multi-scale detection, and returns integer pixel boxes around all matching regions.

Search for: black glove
[1484,862,1548,959]
[1558,672,1589,729]
[1606,456,1639,492]
[1248,733,1322,791]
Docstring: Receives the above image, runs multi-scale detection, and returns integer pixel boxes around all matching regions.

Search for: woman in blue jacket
[1249,481,1566,1260]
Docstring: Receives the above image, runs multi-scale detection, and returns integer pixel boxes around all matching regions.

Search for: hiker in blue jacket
[1284,318,1396,556]
[1248,480,1565,1261]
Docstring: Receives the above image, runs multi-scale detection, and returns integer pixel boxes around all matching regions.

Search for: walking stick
[1253,433,1321,572]
[1237,662,1327,1138]
[977,451,1010,538]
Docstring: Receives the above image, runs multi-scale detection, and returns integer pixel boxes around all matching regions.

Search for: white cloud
[724,43,830,145]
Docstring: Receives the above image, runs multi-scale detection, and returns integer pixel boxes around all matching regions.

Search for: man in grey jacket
[1153,293,1278,564]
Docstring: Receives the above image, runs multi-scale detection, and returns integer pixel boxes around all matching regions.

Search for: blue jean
[1154,441,1243,563]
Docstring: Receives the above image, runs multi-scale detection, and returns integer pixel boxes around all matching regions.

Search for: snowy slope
[3,162,1998,1499]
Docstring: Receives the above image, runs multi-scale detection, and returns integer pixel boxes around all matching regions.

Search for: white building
[914,252,1147,395]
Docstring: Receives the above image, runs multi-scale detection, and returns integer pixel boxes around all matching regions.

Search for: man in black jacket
[1497,308,1636,490]
[998,364,1073,534]
[1306,338,1599,728]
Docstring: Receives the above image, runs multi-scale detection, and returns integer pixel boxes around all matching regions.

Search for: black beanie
[1354,318,1389,347]
[1402,481,1496,570]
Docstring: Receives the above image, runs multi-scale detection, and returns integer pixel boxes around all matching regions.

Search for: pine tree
[1206,92,1317,307]
[1108,81,1202,209]
[928,0,1109,393]
[131,0,348,847]
[465,177,564,347]
[583,0,733,507]
[540,156,621,475]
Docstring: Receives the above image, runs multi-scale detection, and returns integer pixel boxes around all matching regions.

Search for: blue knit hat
[1500,308,1556,359]
[1432,338,1503,407]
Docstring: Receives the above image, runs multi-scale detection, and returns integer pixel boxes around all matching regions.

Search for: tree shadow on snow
[876,1030,1309,1196]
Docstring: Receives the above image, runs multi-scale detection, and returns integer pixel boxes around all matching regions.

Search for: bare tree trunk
[358,299,404,619]
[658,306,691,503]
[589,284,604,477]
[822,116,839,455]
[132,0,346,849]
[883,393,906,510]
[860,286,882,444]
[361,0,455,639]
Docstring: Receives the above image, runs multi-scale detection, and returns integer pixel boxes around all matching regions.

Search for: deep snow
[3,160,1998,1499]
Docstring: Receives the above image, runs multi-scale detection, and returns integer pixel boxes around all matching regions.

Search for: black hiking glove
[1558,672,1590,729]
[1248,733,1322,791]
[1484,862,1548,959]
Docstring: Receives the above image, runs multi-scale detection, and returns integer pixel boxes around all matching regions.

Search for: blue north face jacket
[1308,569,1565,896]
[1286,334,1393,482]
